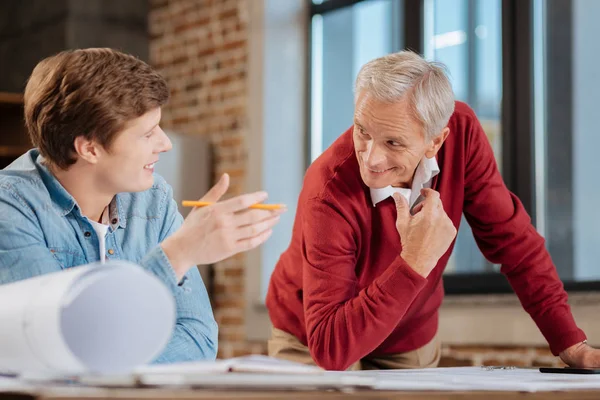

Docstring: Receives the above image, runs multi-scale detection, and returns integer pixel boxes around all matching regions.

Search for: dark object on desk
[540,367,600,374]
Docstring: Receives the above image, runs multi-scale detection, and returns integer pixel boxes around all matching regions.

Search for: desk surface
[2,388,598,400]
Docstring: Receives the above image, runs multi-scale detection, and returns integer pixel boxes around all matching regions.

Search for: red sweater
[266,101,585,371]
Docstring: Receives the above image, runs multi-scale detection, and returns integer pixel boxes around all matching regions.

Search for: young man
[266,51,598,370]
[0,48,284,363]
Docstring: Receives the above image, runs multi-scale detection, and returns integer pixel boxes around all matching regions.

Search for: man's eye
[388,141,403,147]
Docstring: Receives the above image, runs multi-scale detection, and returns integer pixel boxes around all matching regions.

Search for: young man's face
[96,107,172,194]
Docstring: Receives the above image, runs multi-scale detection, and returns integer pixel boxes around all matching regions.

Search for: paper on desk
[140,372,375,390]
[135,355,365,389]
[0,262,175,375]
[136,354,322,377]
[328,366,600,392]
[0,375,35,392]
[227,355,323,374]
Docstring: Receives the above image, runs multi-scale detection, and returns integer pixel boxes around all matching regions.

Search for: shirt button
[111,218,118,225]
[108,249,115,255]
[84,232,91,237]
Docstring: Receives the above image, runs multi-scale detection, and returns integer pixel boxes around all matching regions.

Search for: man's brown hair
[24,48,169,169]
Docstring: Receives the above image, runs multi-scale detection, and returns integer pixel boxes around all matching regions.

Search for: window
[535,0,600,283]
[311,0,403,160]
[423,0,503,275]
[247,0,307,304]
[309,0,600,294]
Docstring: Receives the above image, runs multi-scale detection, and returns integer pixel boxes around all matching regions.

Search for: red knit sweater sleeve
[301,198,427,371]
[461,107,586,355]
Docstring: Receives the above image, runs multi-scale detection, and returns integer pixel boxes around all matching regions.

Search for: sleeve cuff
[376,255,428,296]
[536,313,587,355]
[140,245,187,293]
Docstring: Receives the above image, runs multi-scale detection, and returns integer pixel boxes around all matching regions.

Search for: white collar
[369,157,440,207]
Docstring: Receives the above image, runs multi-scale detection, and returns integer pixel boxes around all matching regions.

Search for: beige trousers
[268,327,441,370]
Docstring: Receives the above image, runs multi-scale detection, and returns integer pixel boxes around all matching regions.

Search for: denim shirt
[0,149,217,363]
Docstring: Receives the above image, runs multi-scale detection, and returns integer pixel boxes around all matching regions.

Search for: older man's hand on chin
[393,188,457,279]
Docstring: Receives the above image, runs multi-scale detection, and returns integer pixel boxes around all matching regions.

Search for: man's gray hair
[354,51,455,140]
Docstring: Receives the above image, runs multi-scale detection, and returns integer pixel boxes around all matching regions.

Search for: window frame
[308,0,600,295]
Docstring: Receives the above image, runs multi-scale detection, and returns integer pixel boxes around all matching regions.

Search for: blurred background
[0,0,598,367]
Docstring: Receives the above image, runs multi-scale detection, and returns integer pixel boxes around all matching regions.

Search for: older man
[266,51,597,371]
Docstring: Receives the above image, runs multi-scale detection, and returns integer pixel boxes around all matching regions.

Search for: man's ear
[73,136,101,165]
[425,127,450,158]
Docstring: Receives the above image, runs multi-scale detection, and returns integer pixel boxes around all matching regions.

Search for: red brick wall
[149,0,265,358]
[440,346,565,367]
[148,0,564,367]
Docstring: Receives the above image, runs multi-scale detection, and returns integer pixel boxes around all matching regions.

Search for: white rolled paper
[0,261,175,375]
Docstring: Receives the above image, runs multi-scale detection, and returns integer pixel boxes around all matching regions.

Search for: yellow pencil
[182,200,285,210]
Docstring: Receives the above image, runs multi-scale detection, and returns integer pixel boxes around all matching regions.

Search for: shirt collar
[369,156,440,207]
[35,151,126,229]
[35,152,78,217]
[112,195,127,229]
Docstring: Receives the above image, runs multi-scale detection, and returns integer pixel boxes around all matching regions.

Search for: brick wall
[440,346,566,368]
[149,0,265,358]
[148,0,564,367]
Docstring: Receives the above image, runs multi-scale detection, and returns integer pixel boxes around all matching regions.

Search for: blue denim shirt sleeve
[0,172,217,364]
[0,185,63,283]
[141,187,218,363]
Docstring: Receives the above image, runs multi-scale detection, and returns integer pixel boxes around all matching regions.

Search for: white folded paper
[135,354,323,377]
[0,261,175,375]
[329,367,600,392]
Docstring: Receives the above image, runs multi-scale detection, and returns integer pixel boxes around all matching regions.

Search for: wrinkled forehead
[354,92,424,139]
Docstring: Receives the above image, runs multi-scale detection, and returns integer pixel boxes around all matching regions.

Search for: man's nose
[156,126,172,153]
[364,141,386,166]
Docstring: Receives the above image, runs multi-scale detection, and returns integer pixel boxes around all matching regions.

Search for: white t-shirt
[88,206,110,264]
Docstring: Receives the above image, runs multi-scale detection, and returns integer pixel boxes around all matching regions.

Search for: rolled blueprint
[0,261,175,375]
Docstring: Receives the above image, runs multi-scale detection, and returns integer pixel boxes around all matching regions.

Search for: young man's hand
[162,174,286,280]
[394,188,457,278]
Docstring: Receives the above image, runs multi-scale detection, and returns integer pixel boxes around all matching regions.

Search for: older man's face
[353,92,437,189]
